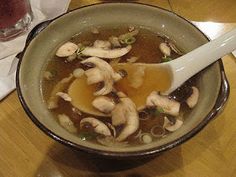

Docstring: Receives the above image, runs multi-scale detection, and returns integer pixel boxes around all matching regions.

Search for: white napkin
[0,0,71,101]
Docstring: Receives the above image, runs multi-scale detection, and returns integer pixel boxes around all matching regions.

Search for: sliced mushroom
[58,114,77,133]
[83,67,104,85]
[159,42,171,57]
[111,102,127,126]
[92,96,115,114]
[72,107,82,116]
[108,36,121,47]
[73,68,85,78]
[47,74,73,109]
[81,45,132,59]
[81,57,124,95]
[80,117,111,136]
[163,116,171,128]
[93,40,111,49]
[112,96,139,142]
[186,86,199,108]
[133,129,142,139]
[116,91,127,98]
[67,53,77,62]
[109,57,121,65]
[43,71,54,81]
[106,123,116,137]
[56,42,78,57]
[127,56,139,63]
[163,116,183,132]
[97,136,128,147]
[56,92,72,102]
[118,29,139,41]
[112,72,125,82]
[146,91,180,116]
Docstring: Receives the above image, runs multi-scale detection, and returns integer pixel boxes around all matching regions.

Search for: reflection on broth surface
[42,26,199,146]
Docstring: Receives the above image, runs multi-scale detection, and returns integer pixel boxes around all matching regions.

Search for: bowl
[16,3,229,159]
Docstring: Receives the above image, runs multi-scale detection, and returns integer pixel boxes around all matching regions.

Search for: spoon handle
[168,28,236,93]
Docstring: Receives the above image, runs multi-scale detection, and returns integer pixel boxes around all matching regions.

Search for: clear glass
[0,0,33,41]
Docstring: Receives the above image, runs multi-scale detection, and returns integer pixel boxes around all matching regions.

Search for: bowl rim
[16,2,230,158]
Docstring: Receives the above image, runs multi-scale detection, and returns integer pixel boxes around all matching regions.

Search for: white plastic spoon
[155,28,236,94]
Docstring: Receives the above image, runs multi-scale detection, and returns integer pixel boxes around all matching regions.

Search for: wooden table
[1,1,236,177]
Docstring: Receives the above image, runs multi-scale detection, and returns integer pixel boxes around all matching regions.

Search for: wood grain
[68,0,171,11]
[0,1,236,177]
[170,0,236,22]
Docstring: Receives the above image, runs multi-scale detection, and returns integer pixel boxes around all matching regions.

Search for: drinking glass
[0,0,33,41]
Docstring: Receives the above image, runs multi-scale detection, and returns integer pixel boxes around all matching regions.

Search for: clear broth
[42,26,195,146]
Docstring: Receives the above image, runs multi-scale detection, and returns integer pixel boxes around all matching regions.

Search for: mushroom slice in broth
[159,42,171,57]
[146,91,180,116]
[97,136,128,147]
[93,40,111,49]
[47,74,73,109]
[92,96,115,114]
[186,86,199,108]
[80,117,112,136]
[58,114,77,133]
[56,42,78,57]
[163,116,183,132]
[81,57,123,96]
[81,45,132,59]
[114,96,139,142]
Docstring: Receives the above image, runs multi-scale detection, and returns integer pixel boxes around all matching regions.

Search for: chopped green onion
[76,45,85,55]
[78,132,97,141]
[157,107,165,113]
[76,45,87,60]
[162,56,172,63]
[153,107,165,116]
[120,36,136,45]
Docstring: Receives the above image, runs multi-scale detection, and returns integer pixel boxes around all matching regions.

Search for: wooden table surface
[1,1,236,177]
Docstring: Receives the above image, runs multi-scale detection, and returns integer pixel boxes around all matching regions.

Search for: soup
[42,26,199,146]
